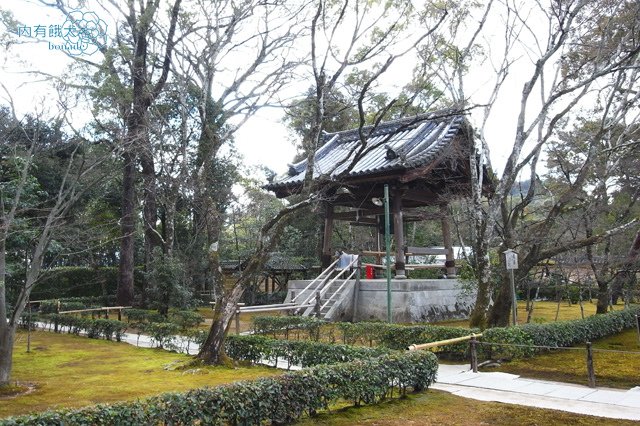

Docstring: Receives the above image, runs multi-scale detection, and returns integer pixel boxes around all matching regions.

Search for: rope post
[586,342,596,388]
[118,308,122,322]
[315,291,321,318]
[470,336,478,373]
[105,308,109,320]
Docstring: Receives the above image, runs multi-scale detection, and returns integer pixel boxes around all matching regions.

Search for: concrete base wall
[286,279,474,323]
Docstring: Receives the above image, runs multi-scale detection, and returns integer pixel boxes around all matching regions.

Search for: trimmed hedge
[38,314,127,341]
[125,308,204,330]
[0,351,438,425]
[225,335,391,368]
[252,307,640,360]
[252,316,477,358]
[479,306,640,359]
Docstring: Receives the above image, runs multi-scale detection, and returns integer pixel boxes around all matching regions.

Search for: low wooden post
[586,342,596,388]
[470,336,478,373]
[105,308,109,320]
[635,315,640,345]
[117,309,122,321]
[314,291,321,318]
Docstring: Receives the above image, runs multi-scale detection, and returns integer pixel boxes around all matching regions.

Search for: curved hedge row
[0,351,438,425]
[481,306,640,359]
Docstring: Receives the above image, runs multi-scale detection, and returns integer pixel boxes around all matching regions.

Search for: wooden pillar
[440,204,456,277]
[321,203,334,268]
[393,190,406,278]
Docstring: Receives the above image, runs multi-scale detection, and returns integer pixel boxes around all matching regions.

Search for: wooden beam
[440,203,457,277]
[393,189,406,278]
[322,203,334,268]
[406,247,449,256]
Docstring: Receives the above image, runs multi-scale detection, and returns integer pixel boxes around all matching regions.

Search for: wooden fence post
[635,315,640,345]
[470,336,478,373]
[586,342,596,388]
[118,309,122,321]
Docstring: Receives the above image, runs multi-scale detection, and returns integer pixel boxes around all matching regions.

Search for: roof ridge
[322,108,463,142]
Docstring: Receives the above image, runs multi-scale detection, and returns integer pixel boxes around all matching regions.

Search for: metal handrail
[239,302,298,311]
[238,303,314,314]
[302,255,359,307]
[291,258,340,303]
[320,268,357,311]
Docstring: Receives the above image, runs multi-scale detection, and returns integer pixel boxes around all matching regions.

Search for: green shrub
[169,310,204,330]
[225,335,391,368]
[252,316,477,358]
[141,322,180,349]
[482,326,535,359]
[38,314,127,341]
[0,351,437,425]
[252,316,324,340]
[479,307,640,359]
[519,306,640,349]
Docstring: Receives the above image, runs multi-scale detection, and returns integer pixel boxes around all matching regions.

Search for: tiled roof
[220,253,307,272]
[265,110,468,191]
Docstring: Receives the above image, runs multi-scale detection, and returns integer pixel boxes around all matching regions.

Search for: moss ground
[0,331,278,418]
[296,389,638,426]
[491,328,640,388]
[3,300,637,421]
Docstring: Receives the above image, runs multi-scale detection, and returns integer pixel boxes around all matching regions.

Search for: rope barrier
[475,340,640,355]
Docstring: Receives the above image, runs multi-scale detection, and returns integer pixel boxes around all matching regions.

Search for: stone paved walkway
[434,364,640,421]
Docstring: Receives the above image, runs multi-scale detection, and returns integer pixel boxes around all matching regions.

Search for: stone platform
[286,278,474,323]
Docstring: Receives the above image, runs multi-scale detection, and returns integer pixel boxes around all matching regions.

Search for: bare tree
[196,0,455,364]
[431,0,640,327]
[0,102,115,386]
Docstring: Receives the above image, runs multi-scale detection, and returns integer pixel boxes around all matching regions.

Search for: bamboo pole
[408,333,483,351]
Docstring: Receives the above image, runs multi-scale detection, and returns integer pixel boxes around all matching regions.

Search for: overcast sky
[0,1,548,178]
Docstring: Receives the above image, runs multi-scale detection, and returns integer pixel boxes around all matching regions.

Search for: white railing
[298,255,359,310]
[291,257,340,304]
[320,268,358,311]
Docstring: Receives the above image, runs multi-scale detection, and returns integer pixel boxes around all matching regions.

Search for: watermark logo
[12,9,108,56]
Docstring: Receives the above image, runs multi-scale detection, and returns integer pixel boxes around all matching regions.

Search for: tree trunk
[197,279,245,364]
[469,244,491,329]
[487,270,513,327]
[0,235,13,387]
[140,145,159,270]
[611,227,640,304]
[117,150,136,306]
[596,278,610,314]
[0,327,14,387]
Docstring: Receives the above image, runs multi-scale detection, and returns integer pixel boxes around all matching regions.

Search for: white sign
[504,249,518,270]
